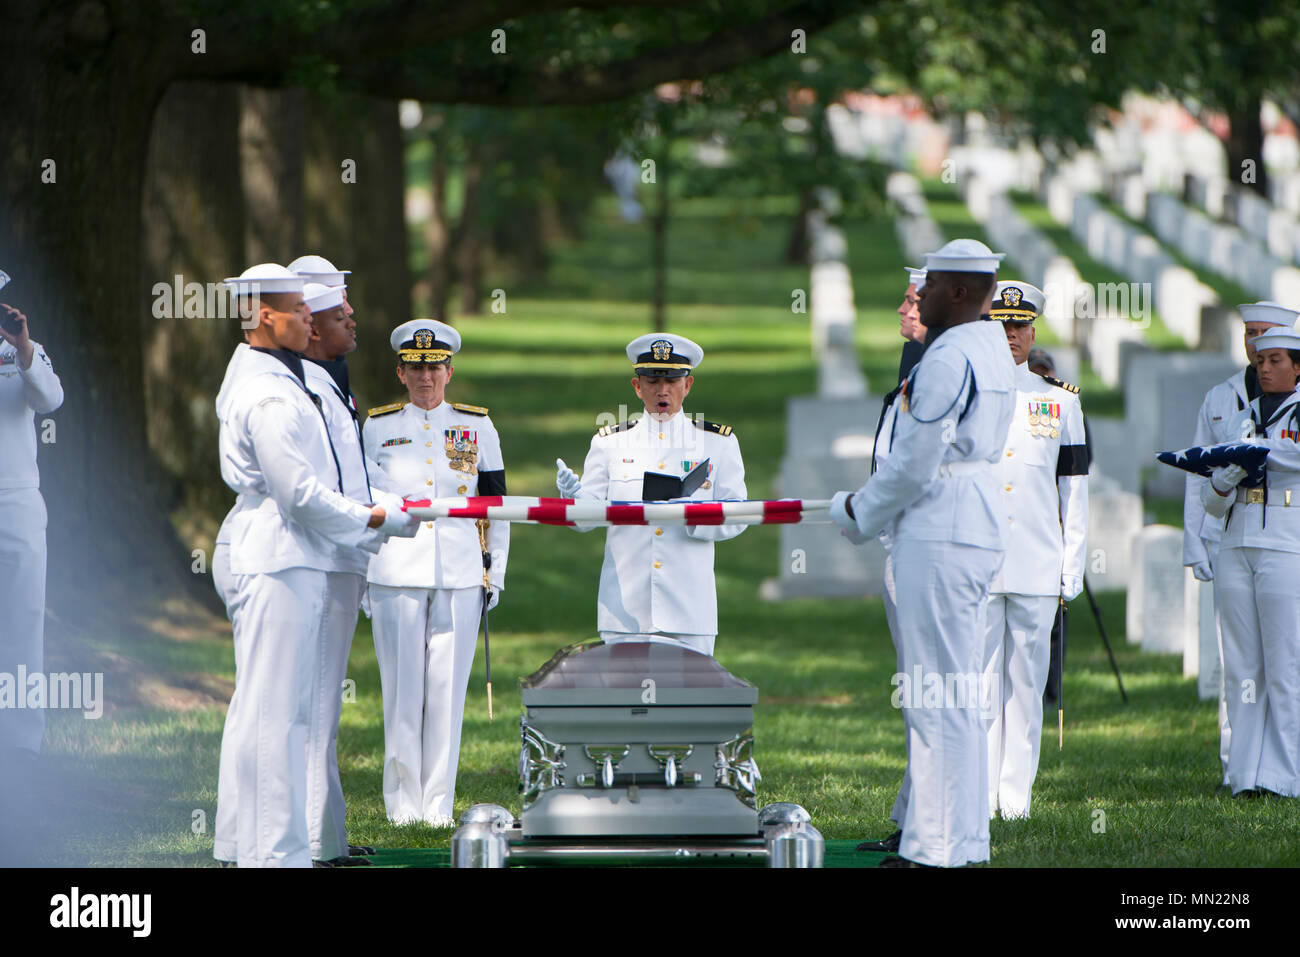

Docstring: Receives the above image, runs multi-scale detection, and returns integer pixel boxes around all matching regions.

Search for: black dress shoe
[856,829,902,853]
[348,844,376,856]
[879,855,935,868]
[314,855,372,867]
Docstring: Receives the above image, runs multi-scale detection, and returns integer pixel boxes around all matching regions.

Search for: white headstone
[1087,418,1139,493]
[1127,525,1185,651]
[1086,476,1143,592]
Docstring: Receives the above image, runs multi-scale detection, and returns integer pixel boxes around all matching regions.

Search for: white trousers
[599,632,716,656]
[215,567,344,867]
[984,593,1059,818]
[213,550,362,862]
[0,489,48,754]
[1206,546,1232,785]
[882,553,911,829]
[371,585,482,823]
[1213,546,1300,797]
[891,538,999,868]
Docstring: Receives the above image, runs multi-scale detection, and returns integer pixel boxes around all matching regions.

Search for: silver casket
[517,641,761,837]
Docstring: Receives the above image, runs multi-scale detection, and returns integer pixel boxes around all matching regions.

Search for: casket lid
[520,641,757,706]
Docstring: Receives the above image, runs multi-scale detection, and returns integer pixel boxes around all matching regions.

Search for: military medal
[444,427,479,473]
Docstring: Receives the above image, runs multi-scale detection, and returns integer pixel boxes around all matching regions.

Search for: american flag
[1156,442,1271,485]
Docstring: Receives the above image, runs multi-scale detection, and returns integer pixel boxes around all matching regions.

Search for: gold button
[426,458,433,464]
[458,485,467,494]
[1005,450,1014,457]
[659,432,665,440]
[655,528,663,536]
[1004,484,1012,492]
[426,479,433,486]
[653,561,662,569]
[658,462,665,469]
[426,441,432,448]
[426,522,434,529]
[424,424,430,430]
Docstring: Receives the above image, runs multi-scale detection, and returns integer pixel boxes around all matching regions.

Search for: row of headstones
[1129,525,1221,700]
[1142,187,1300,304]
[806,188,867,400]
[825,104,917,170]
[884,171,944,267]
[1185,173,1300,266]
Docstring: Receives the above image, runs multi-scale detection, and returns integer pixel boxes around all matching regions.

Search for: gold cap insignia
[1001,287,1023,308]
[414,329,435,349]
[651,339,673,361]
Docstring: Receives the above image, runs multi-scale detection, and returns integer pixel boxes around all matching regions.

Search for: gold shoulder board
[451,402,490,416]
[1043,376,1079,395]
[367,401,406,417]
[694,419,734,437]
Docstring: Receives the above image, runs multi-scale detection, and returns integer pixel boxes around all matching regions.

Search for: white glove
[830,491,868,544]
[378,506,419,538]
[484,590,500,612]
[556,458,582,498]
[1190,561,1213,582]
[1061,575,1083,601]
[1210,464,1248,494]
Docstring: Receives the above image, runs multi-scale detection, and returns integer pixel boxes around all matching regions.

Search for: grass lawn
[34,196,1299,868]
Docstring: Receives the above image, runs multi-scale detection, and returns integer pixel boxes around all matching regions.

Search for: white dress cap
[924,238,1006,275]
[905,266,927,289]
[1250,326,1300,352]
[626,333,704,378]
[222,263,305,295]
[989,280,1046,321]
[303,282,345,313]
[1238,300,1300,328]
[289,254,351,287]
[390,318,461,362]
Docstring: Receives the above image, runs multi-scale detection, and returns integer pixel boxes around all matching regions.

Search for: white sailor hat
[303,282,345,313]
[1249,326,1300,352]
[905,266,927,289]
[1238,300,1300,328]
[289,254,351,286]
[924,238,1005,274]
[390,319,460,364]
[989,280,1046,323]
[626,333,703,379]
[222,263,304,296]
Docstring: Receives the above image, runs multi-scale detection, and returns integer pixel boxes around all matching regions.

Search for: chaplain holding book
[556,333,746,657]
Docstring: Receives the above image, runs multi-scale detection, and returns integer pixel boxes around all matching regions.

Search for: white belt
[937,461,988,478]
[1234,487,1300,506]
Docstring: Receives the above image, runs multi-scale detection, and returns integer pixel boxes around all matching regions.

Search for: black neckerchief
[251,347,344,492]
[305,356,355,415]
[1258,392,1288,426]
[251,346,307,386]
[1245,364,1260,403]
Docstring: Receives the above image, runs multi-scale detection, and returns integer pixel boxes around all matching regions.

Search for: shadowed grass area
[39,196,1299,867]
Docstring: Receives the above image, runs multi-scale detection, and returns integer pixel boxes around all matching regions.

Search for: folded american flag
[402,495,832,526]
[1156,442,1271,485]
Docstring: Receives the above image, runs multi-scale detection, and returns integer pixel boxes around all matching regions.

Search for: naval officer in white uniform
[831,239,1015,867]
[983,280,1089,820]
[364,319,509,827]
[0,299,64,757]
[214,264,415,867]
[1183,301,1298,786]
[1201,325,1300,798]
[555,334,747,657]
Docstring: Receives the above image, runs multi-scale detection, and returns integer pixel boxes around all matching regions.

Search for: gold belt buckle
[1245,488,1266,505]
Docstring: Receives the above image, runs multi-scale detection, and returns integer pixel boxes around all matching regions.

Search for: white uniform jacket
[0,340,64,489]
[847,320,1016,545]
[990,363,1089,596]
[363,400,509,592]
[304,358,381,576]
[575,410,746,637]
[1211,388,1300,554]
[216,347,382,575]
[1184,368,1256,566]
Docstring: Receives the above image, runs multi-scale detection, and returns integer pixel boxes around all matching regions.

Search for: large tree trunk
[427,126,454,323]
[1226,94,1269,199]
[4,10,212,642]
[456,148,486,316]
[240,87,305,262]
[141,81,247,557]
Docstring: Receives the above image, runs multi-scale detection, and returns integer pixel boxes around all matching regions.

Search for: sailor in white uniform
[1201,325,1300,798]
[983,281,1089,820]
[555,334,747,657]
[831,239,1016,867]
[213,264,414,867]
[1184,301,1299,786]
[364,320,509,827]
[0,299,64,756]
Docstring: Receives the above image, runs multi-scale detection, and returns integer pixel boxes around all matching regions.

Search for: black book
[641,459,710,501]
